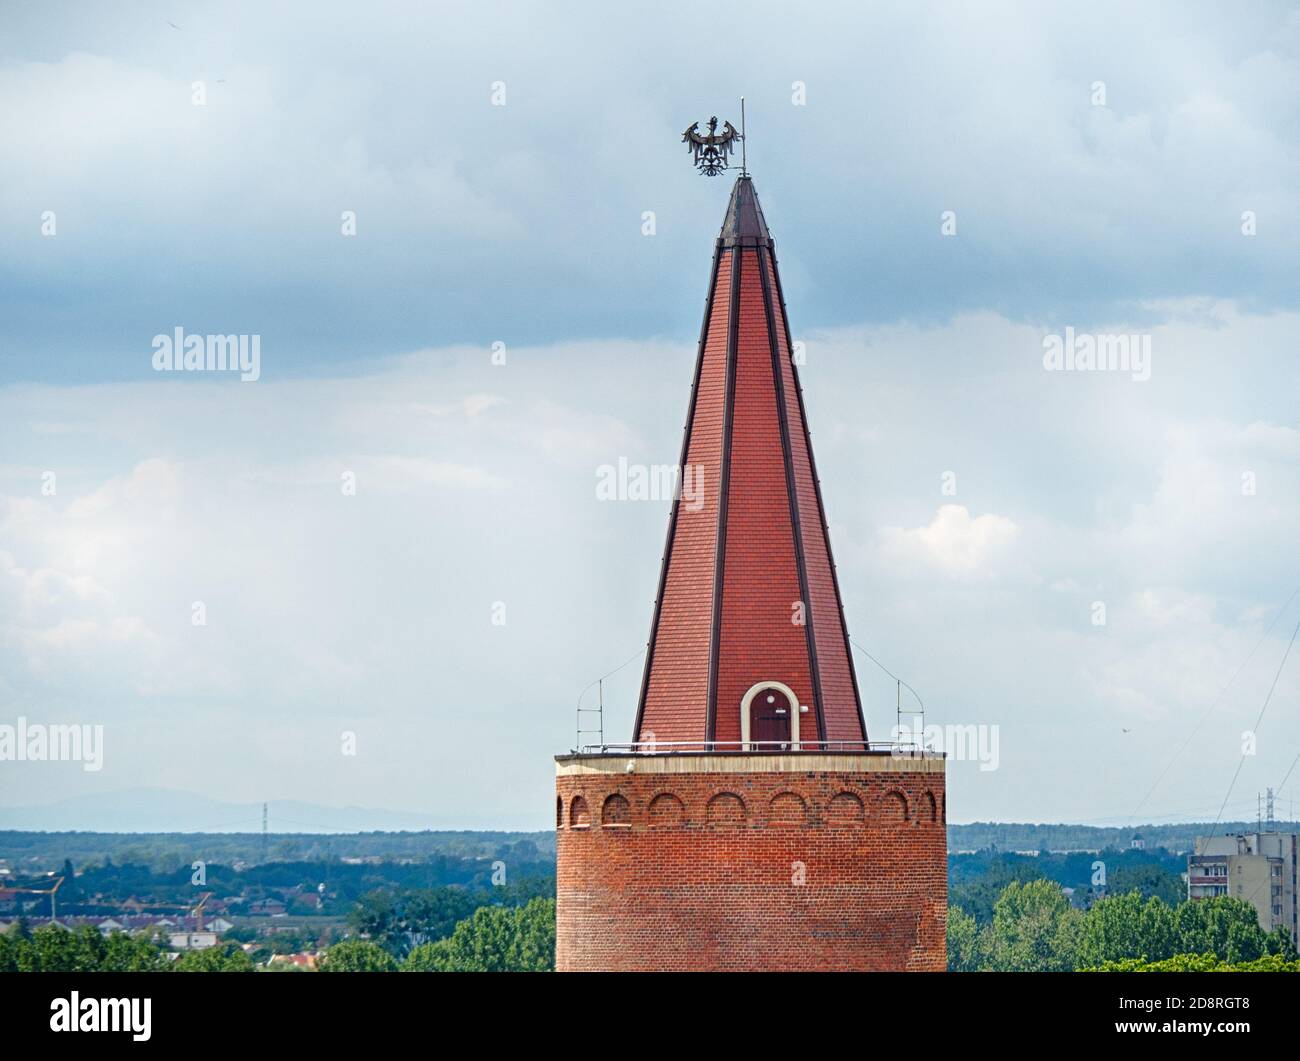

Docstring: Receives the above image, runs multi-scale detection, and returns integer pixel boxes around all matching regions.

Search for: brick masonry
[555,754,947,971]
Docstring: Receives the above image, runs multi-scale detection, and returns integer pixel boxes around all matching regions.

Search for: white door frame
[740,681,802,752]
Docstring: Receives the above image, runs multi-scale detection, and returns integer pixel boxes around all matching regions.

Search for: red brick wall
[555,762,947,971]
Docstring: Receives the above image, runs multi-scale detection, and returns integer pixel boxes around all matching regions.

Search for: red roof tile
[635,177,866,748]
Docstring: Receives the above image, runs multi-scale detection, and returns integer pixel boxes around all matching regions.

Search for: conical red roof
[634,176,867,750]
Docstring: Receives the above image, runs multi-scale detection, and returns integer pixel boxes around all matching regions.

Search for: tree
[949,853,1048,925]
[0,929,18,973]
[0,924,170,973]
[403,938,454,970]
[1173,896,1279,963]
[988,880,1079,971]
[102,931,169,972]
[29,925,106,972]
[1272,927,1298,960]
[174,943,254,972]
[318,940,399,972]
[509,898,557,971]
[348,887,479,957]
[405,898,556,972]
[1076,891,1176,969]
[1108,863,1184,907]
[1092,952,1300,972]
[946,906,989,972]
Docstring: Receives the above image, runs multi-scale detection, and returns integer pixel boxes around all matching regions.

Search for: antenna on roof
[740,96,747,177]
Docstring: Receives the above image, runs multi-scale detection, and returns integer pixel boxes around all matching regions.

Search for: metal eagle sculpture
[682,116,741,176]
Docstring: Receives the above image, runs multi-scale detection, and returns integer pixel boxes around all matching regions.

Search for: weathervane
[682,99,746,176]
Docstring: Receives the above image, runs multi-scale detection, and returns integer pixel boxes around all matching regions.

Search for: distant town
[1,819,1294,971]
[0,830,555,971]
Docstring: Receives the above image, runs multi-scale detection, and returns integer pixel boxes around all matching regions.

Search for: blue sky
[2,1,1299,830]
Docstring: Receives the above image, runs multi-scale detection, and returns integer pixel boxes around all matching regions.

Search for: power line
[1276,751,1300,800]
[1128,585,1300,825]
[1050,798,1262,828]
[850,639,925,713]
[1213,613,1300,829]
[575,647,645,748]
[576,647,645,710]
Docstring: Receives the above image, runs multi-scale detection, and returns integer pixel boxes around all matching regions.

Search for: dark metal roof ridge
[719,175,772,248]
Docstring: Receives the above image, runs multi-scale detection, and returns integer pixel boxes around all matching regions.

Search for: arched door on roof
[749,687,792,751]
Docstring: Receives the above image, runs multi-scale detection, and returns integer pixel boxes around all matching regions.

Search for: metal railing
[571,739,941,756]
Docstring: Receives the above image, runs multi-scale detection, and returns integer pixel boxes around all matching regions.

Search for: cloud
[0,296,1294,826]
[2,1,1299,825]
[349,455,507,491]
[5,3,1300,380]
[879,504,1021,579]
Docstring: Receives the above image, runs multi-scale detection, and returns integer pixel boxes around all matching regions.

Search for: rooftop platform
[556,744,945,777]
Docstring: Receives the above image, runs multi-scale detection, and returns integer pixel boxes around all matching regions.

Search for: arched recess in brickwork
[569,795,590,829]
[602,793,631,828]
[647,792,685,828]
[922,791,938,823]
[706,792,747,826]
[768,791,807,826]
[826,791,865,824]
[880,789,909,823]
[556,796,564,828]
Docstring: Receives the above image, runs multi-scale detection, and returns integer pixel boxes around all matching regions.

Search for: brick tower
[555,173,946,972]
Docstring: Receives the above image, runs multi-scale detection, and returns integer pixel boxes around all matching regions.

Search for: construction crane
[8,876,65,920]
[190,892,213,934]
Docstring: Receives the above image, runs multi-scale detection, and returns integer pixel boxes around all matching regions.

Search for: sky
[1,0,1299,831]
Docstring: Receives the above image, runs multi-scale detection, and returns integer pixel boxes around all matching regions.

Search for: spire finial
[681,110,743,176]
[740,96,747,177]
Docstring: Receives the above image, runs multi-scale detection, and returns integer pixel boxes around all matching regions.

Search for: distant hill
[0,787,504,834]
[0,828,556,875]
[4,787,1293,871]
[948,820,1300,854]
